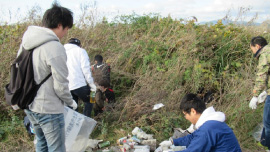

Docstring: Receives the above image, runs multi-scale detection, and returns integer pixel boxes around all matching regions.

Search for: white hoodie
[18,26,73,114]
[64,44,96,91]
[195,106,225,130]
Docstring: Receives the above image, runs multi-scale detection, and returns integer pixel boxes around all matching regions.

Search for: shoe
[258,142,270,151]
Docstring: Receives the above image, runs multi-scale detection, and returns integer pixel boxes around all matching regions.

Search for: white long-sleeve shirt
[64,43,95,91]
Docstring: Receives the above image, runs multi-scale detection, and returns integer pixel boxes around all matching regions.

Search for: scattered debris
[132,127,154,140]
[172,128,190,139]
[98,141,111,148]
[153,103,164,110]
[88,126,188,151]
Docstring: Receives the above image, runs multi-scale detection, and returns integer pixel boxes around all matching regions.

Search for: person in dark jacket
[91,55,112,116]
[160,94,242,152]
[94,78,115,115]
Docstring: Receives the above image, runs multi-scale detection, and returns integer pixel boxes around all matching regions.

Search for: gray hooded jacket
[18,26,73,114]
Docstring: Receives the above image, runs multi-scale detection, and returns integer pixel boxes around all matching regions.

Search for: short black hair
[250,36,268,47]
[68,38,81,46]
[98,79,110,88]
[94,55,103,63]
[180,93,206,114]
[42,3,73,29]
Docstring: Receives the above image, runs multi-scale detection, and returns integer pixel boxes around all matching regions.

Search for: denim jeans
[24,109,65,152]
[261,95,270,149]
[70,85,93,117]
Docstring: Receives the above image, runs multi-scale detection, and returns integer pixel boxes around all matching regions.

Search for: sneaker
[258,142,269,151]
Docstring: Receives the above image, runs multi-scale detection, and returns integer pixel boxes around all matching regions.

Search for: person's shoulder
[42,41,66,57]
[263,45,270,54]
[259,46,270,60]
[200,121,227,130]
[44,41,64,49]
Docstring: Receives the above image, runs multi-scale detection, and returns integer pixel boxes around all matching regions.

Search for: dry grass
[1,7,270,151]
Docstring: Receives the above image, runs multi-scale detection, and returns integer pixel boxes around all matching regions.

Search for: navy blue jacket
[173,120,241,152]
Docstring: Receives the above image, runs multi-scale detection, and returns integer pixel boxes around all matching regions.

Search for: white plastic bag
[64,106,97,152]
[252,122,263,142]
[153,103,164,110]
[132,127,153,140]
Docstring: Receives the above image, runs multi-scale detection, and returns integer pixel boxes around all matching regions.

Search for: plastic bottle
[98,141,110,148]
[90,92,96,103]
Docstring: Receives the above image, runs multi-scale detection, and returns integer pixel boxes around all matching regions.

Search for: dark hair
[94,55,103,63]
[42,3,73,29]
[98,79,110,88]
[68,38,81,46]
[180,93,206,114]
[250,36,268,47]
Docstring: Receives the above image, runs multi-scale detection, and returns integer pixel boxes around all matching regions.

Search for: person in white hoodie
[64,38,96,117]
[22,4,77,152]
[160,94,241,152]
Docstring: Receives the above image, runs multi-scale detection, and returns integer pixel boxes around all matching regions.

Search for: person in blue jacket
[160,93,242,152]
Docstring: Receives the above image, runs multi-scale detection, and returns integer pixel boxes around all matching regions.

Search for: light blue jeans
[24,109,65,152]
[261,95,270,149]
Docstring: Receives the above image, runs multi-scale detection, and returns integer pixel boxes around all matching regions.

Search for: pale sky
[0,0,269,24]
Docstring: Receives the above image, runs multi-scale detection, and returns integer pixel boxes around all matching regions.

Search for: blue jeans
[70,85,93,117]
[24,109,65,152]
[261,95,270,149]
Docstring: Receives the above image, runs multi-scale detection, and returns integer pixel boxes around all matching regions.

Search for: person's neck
[194,114,202,125]
[254,47,264,58]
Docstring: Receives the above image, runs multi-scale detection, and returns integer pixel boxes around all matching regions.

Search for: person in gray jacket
[22,4,77,152]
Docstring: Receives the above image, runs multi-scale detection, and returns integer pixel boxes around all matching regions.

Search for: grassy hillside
[0,13,270,151]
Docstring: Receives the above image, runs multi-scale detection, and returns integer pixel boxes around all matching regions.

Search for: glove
[70,100,78,110]
[249,97,258,110]
[159,140,172,147]
[90,83,97,92]
[258,91,267,103]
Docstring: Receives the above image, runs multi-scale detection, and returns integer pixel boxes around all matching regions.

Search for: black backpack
[4,47,51,109]
[92,63,111,83]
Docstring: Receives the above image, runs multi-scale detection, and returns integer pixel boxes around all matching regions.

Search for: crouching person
[160,93,241,152]
[94,79,115,115]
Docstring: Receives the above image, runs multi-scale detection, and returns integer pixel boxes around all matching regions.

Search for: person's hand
[249,97,258,109]
[11,104,20,110]
[159,140,172,147]
[70,100,78,110]
[90,83,96,92]
[258,91,267,103]
[96,84,101,90]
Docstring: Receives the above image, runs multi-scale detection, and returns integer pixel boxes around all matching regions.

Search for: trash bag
[252,122,263,142]
[64,106,97,152]
[172,128,190,139]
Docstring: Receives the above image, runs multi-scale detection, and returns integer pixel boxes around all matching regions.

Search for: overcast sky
[0,0,269,24]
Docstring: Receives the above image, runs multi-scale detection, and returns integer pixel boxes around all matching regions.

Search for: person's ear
[190,108,197,115]
[255,44,262,50]
[57,24,63,29]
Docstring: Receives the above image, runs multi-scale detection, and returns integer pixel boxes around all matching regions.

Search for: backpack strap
[38,73,52,86]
